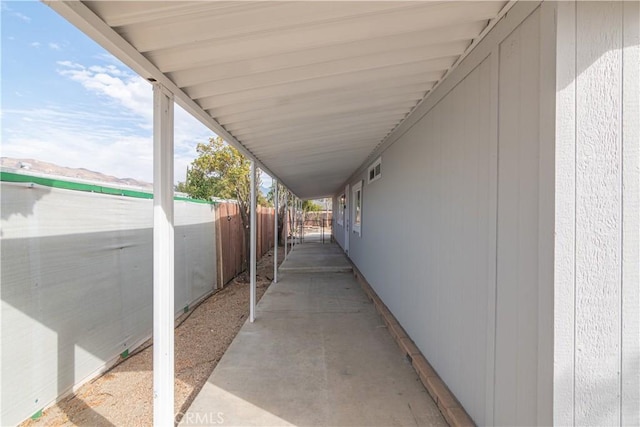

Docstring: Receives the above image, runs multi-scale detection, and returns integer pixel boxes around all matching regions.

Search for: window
[368,157,382,183]
[352,181,362,235]
[337,194,345,225]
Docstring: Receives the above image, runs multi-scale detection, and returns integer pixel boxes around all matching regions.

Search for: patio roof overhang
[40,2,519,425]
[46,0,511,200]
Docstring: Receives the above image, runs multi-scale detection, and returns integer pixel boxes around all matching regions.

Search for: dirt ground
[22,246,285,427]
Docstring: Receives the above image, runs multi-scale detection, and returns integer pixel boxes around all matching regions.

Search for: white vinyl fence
[0,172,217,425]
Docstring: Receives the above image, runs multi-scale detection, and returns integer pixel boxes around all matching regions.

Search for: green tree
[302,200,322,213]
[178,136,266,268]
[175,166,217,200]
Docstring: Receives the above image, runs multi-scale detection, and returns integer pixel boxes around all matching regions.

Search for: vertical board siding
[621,2,640,426]
[553,2,577,425]
[333,196,345,249]
[347,56,494,424]
[536,4,557,424]
[554,2,640,425]
[340,4,552,425]
[495,9,541,426]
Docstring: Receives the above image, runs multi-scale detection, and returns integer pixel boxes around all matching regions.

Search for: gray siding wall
[338,1,640,425]
[554,2,640,426]
[351,57,494,423]
[338,3,553,425]
[333,195,345,250]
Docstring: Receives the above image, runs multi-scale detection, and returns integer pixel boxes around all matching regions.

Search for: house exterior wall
[336,3,550,424]
[0,181,217,425]
[554,2,640,426]
[336,1,639,425]
[333,194,345,250]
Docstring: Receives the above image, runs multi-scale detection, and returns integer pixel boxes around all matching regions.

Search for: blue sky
[1,1,264,185]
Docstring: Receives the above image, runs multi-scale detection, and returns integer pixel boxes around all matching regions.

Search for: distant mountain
[0,157,152,189]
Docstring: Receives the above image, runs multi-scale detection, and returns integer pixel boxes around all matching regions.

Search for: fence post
[215,203,223,288]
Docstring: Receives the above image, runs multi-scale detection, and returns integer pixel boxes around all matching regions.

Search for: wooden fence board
[216,202,275,286]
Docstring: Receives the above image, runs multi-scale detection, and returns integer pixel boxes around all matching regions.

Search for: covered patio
[180,242,447,426]
[44,2,514,424]
[32,1,639,426]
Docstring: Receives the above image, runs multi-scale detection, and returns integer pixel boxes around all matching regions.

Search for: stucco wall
[554,2,640,426]
[337,3,553,425]
[1,181,217,425]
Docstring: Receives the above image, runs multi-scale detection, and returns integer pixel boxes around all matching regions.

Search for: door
[343,184,349,253]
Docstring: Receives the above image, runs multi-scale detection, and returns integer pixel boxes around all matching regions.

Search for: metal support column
[152,83,174,427]
[273,180,278,284]
[249,160,257,323]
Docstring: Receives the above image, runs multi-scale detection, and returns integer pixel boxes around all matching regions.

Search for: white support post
[273,180,278,284]
[298,200,301,244]
[299,200,302,244]
[296,199,302,244]
[293,199,298,249]
[152,83,174,427]
[249,160,257,323]
[300,200,304,243]
[284,192,288,260]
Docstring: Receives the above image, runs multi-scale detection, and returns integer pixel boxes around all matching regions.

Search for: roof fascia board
[44,1,300,198]
[338,0,535,194]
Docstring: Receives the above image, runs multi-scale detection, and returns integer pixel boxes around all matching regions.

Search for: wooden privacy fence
[303,211,332,226]
[215,202,275,287]
[256,205,275,263]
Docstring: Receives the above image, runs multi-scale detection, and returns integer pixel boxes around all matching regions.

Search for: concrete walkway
[180,242,446,427]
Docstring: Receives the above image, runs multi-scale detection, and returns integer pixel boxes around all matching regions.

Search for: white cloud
[1,3,30,22]
[57,60,153,122]
[48,42,61,50]
[30,41,41,48]
[56,60,81,69]
[2,107,150,181]
[14,12,31,23]
[3,60,215,184]
[88,65,123,76]
[93,52,121,65]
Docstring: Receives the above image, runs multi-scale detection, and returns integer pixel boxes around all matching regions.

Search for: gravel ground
[22,246,285,427]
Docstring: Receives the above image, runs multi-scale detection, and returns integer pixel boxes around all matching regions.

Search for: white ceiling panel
[197,71,439,110]
[51,1,509,198]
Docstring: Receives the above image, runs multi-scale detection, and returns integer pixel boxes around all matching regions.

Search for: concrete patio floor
[180,242,447,427]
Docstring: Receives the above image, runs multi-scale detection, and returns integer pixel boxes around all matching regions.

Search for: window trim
[352,180,362,236]
[337,193,345,225]
[367,156,382,184]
